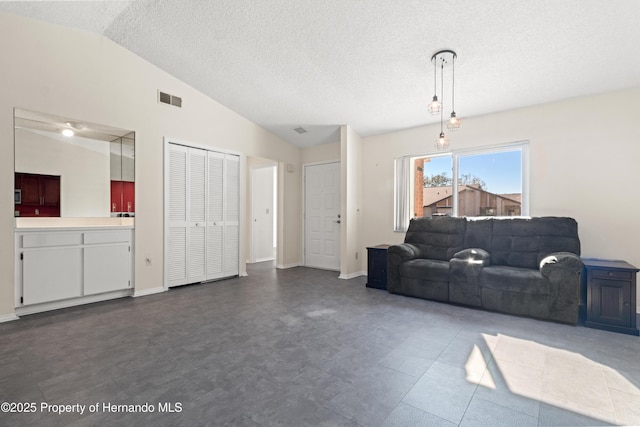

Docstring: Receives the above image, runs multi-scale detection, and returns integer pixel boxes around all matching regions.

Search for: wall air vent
[158,91,183,108]
[293,127,307,134]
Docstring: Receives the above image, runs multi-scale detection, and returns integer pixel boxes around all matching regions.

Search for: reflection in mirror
[110,133,135,216]
[14,108,135,218]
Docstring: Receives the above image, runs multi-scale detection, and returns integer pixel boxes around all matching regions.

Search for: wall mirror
[14,108,135,218]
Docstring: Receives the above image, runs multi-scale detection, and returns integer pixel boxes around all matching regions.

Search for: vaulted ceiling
[1,1,639,147]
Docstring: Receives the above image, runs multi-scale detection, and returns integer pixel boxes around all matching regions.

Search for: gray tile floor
[1,261,640,426]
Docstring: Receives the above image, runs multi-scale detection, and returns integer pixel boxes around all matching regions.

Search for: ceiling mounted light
[62,129,74,137]
[65,121,86,131]
[430,49,461,151]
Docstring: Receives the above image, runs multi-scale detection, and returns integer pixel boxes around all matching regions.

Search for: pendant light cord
[433,57,437,97]
[440,60,444,133]
[451,55,455,113]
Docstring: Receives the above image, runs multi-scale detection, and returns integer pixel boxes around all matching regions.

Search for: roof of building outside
[423,185,522,207]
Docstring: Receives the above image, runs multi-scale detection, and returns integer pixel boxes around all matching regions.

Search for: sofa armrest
[387,243,421,294]
[449,248,490,307]
[453,248,491,266]
[388,243,422,262]
[540,252,583,324]
[539,252,583,277]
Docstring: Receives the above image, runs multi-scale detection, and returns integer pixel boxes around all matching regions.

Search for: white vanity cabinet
[16,227,134,314]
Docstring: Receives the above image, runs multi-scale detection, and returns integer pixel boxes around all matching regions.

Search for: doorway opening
[248,159,277,265]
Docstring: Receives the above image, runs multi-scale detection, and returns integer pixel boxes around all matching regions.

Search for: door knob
[334,220,341,224]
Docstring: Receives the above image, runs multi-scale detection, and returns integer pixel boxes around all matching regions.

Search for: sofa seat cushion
[400,259,450,282]
[479,266,550,295]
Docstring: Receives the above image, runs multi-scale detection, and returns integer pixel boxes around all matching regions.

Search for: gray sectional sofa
[387,216,583,324]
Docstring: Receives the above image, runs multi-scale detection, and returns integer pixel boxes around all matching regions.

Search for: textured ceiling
[2,1,640,147]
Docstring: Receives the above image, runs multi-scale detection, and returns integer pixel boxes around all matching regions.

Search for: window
[394,142,529,231]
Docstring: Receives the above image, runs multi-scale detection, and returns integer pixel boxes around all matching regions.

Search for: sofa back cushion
[404,216,466,261]
[464,218,493,252]
[490,217,580,269]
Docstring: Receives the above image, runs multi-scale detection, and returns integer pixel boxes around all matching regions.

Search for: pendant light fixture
[447,52,461,130]
[430,49,461,151]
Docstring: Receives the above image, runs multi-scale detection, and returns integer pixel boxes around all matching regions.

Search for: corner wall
[340,125,364,277]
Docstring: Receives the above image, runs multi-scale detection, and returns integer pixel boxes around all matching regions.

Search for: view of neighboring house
[413,157,522,218]
[422,185,522,217]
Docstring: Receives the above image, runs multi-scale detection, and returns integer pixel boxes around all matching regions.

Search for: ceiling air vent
[293,126,307,134]
[158,91,183,108]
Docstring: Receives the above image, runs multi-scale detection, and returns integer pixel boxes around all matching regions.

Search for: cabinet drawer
[84,230,131,244]
[22,233,82,248]
[591,269,632,280]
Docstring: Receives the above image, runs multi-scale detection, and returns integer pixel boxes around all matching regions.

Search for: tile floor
[1,261,639,426]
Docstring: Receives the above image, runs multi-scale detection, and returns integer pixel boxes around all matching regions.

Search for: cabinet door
[590,278,631,326]
[123,181,135,213]
[41,176,60,206]
[20,174,41,205]
[84,244,131,295]
[22,248,83,305]
[367,249,387,289]
[111,180,123,212]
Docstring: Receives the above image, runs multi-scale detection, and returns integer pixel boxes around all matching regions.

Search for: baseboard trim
[15,290,133,316]
[277,263,300,269]
[133,287,166,297]
[0,313,19,323]
[339,271,367,280]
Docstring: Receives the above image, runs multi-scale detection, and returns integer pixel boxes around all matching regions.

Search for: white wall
[15,128,111,217]
[301,141,340,164]
[361,88,640,309]
[0,11,301,318]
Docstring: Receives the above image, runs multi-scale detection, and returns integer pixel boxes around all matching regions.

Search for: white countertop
[15,217,135,230]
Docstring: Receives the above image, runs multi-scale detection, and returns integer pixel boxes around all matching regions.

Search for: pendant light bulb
[428,95,441,115]
[435,131,449,151]
[447,111,461,130]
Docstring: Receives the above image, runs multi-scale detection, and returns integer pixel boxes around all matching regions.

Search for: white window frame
[394,140,529,231]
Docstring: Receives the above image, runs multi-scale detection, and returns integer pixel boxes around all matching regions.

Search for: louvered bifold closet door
[206,151,224,279]
[167,144,188,286]
[167,143,239,288]
[188,148,208,283]
[223,154,240,277]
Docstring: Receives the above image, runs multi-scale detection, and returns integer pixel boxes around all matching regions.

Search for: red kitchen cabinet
[15,173,61,217]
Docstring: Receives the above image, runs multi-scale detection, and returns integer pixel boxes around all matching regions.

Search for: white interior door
[188,148,207,283]
[251,165,276,262]
[207,151,224,279]
[223,154,240,277]
[304,162,340,270]
[167,144,188,286]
